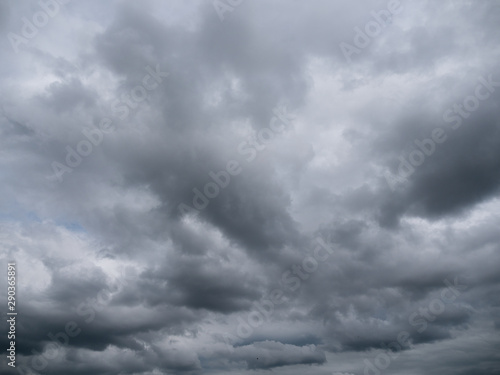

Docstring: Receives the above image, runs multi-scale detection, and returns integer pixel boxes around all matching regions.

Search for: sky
[0,0,500,374]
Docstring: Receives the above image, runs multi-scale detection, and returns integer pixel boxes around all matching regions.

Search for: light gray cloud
[1,1,500,374]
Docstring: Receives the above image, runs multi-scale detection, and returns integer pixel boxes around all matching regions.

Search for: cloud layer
[1,1,499,374]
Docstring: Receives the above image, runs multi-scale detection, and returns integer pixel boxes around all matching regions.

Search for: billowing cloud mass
[1,0,500,374]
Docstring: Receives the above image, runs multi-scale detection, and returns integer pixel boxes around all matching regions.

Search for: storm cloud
[1,1,499,374]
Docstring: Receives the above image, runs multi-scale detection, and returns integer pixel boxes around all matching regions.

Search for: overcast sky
[1,0,500,374]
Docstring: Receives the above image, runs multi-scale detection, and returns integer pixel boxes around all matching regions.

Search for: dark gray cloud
[1,1,500,374]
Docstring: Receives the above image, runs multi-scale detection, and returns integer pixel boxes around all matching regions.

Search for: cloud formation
[1,1,499,374]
